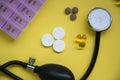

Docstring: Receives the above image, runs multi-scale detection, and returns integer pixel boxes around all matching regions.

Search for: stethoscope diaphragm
[88,8,112,32]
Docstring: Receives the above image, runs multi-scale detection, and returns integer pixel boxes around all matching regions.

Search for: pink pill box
[0,0,46,39]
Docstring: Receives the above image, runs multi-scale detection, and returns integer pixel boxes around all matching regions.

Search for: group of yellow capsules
[75,34,87,49]
[115,0,120,5]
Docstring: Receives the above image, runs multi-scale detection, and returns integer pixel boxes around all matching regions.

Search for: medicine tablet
[53,40,66,53]
[70,14,77,21]
[41,34,54,47]
[52,27,65,40]
[72,7,78,14]
[65,7,71,15]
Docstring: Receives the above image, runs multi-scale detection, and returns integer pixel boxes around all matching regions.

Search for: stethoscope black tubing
[0,61,27,80]
[0,66,23,80]
[81,32,101,80]
[0,32,101,80]
[1,60,27,68]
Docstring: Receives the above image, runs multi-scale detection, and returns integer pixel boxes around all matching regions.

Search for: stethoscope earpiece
[88,8,112,32]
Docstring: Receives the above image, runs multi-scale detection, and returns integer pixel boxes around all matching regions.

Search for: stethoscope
[0,7,112,80]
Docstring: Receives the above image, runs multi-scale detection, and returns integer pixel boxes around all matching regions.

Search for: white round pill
[41,34,54,47]
[88,8,112,32]
[52,27,65,40]
[53,40,66,53]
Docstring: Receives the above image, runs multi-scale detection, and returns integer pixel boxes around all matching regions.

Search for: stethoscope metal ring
[88,7,112,32]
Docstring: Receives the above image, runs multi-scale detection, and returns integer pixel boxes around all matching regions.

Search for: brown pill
[70,14,77,21]
[72,7,78,14]
[65,7,71,15]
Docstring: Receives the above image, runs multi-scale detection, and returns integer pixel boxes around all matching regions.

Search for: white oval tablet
[41,34,54,47]
[88,8,112,32]
[52,27,65,40]
[53,40,66,53]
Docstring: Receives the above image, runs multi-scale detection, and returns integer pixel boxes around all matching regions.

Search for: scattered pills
[52,27,65,40]
[65,7,78,21]
[41,27,66,53]
[41,34,54,47]
[53,40,66,53]
[70,14,77,21]
[65,7,71,15]
[72,7,79,14]
[75,34,87,49]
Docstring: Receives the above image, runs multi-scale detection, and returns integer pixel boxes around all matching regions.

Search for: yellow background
[0,0,120,80]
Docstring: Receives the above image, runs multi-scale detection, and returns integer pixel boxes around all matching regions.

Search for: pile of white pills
[41,27,65,53]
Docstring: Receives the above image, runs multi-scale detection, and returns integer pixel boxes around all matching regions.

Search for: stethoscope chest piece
[88,8,112,32]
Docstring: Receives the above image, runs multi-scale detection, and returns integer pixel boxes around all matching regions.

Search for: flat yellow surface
[0,0,120,80]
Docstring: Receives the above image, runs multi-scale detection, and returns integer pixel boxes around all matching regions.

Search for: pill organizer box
[0,0,46,39]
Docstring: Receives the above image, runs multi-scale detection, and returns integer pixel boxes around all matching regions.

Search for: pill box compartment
[0,0,46,39]
[1,21,22,39]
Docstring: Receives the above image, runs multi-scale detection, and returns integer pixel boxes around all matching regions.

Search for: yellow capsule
[116,2,120,5]
[75,34,87,43]
[76,34,82,39]
[75,34,87,49]
[77,43,86,49]
[75,38,86,43]
[82,34,87,40]
[79,43,86,47]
